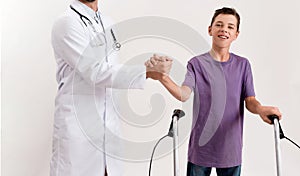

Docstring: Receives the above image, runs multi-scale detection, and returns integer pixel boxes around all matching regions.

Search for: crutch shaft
[273,118,282,176]
[172,117,180,176]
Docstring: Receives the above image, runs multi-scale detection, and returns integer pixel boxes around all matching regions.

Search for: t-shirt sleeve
[182,62,196,91]
[242,60,256,99]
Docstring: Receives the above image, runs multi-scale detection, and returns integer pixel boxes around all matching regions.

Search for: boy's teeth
[218,35,228,39]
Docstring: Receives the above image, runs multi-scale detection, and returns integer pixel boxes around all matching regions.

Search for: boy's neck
[209,47,230,62]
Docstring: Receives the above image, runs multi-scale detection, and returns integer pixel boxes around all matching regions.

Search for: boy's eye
[216,24,222,27]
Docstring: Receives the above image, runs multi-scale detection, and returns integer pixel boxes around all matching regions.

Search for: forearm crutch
[267,114,300,176]
[148,109,185,176]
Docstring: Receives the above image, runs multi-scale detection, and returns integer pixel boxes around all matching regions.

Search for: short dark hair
[210,7,240,32]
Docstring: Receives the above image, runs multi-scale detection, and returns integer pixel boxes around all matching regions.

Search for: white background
[2,0,300,176]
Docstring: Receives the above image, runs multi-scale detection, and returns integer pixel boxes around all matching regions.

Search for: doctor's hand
[145,54,173,80]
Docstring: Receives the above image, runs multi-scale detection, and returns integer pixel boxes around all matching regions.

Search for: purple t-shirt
[182,52,255,168]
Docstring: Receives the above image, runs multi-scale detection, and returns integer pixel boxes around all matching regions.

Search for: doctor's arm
[52,16,146,89]
[245,96,282,124]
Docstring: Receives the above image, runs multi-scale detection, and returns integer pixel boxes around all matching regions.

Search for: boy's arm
[245,96,282,124]
[145,54,192,102]
[159,76,192,102]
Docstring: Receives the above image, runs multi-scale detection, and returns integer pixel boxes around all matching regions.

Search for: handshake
[145,54,173,80]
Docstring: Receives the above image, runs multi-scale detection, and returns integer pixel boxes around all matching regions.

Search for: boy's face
[208,14,239,49]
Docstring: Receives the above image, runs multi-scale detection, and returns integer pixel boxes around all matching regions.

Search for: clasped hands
[145,54,173,80]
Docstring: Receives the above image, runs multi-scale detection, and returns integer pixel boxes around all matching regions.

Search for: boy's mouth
[218,35,229,39]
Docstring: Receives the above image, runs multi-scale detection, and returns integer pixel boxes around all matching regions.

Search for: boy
[146,7,281,176]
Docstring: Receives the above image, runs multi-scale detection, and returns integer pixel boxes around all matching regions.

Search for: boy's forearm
[245,96,262,114]
[245,96,282,124]
[159,76,190,102]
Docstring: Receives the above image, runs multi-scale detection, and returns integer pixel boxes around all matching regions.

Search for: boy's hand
[145,54,173,80]
[258,106,282,124]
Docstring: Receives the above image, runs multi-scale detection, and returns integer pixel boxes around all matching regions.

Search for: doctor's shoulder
[52,12,86,38]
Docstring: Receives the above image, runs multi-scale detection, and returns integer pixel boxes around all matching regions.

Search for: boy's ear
[208,26,212,36]
[233,31,240,40]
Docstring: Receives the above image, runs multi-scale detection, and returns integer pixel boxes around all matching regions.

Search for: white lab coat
[50,1,146,175]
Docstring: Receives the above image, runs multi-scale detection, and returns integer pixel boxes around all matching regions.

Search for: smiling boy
[147,7,282,176]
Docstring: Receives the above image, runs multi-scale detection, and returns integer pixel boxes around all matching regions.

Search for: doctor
[51,0,172,176]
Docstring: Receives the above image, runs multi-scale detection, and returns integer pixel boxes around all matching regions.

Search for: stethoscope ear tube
[70,5,90,27]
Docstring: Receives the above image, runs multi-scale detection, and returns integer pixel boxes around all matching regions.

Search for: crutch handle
[267,115,285,139]
[267,114,279,124]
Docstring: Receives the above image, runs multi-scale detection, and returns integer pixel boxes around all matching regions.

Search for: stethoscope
[70,5,121,51]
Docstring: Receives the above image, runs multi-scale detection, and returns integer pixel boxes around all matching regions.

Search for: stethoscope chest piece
[113,42,121,51]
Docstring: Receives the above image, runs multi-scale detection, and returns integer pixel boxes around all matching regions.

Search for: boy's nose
[220,29,228,33]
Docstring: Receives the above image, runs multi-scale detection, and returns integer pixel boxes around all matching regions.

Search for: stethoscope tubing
[70,5,121,50]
